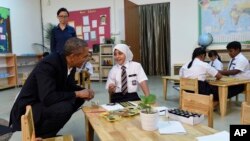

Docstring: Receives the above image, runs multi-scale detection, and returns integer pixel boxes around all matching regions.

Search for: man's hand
[75,89,95,100]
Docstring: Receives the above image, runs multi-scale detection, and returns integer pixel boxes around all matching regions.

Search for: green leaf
[139,94,156,113]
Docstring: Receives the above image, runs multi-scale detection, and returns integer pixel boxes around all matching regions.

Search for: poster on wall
[68,7,110,49]
[0,7,12,53]
[199,0,250,44]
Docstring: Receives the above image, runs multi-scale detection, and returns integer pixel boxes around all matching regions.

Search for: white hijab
[113,44,133,63]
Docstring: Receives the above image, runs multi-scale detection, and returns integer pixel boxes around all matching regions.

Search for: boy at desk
[106,44,150,103]
[219,41,250,97]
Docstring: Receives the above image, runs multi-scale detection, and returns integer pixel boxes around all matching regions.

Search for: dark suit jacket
[9,53,83,131]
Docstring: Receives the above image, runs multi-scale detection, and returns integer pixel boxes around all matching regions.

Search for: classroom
[1,0,250,141]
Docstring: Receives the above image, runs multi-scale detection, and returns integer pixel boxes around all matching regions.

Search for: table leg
[218,86,228,117]
[85,114,94,141]
[245,82,250,103]
[162,78,168,100]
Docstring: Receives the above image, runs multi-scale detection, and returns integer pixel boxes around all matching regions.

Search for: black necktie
[228,58,235,70]
[121,66,128,95]
[211,61,214,67]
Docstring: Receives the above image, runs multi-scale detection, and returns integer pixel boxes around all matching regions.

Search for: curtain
[139,3,170,75]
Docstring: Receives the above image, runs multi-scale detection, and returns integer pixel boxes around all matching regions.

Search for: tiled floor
[0,76,243,141]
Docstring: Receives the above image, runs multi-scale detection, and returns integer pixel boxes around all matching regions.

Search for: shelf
[0,65,15,68]
[0,53,17,90]
[17,63,37,67]
[0,74,15,79]
[99,44,114,81]
[16,54,42,86]
[101,54,113,56]
[0,84,16,89]
[101,65,113,68]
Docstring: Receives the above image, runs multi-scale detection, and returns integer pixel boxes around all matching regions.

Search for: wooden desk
[82,107,217,141]
[162,75,250,117]
[162,75,180,100]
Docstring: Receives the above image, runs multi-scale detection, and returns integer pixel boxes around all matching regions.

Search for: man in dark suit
[9,37,95,138]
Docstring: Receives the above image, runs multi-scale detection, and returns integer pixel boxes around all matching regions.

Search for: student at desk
[208,50,223,70]
[219,41,250,97]
[179,47,222,100]
[106,44,150,103]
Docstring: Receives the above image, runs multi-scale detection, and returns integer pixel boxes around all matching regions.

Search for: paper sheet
[196,131,229,141]
[158,121,186,134]
[101,103,124,111]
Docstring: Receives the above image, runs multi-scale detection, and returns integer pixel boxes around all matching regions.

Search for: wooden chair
[180,91,214,128]
[81,70,91,89]
[74,72,80,85]
[179,78,198,107]
[21,105,74,141]
[241,102,250,124]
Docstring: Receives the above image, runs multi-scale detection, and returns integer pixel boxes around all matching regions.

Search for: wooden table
[162,75,180,100]
[162,75,250,117]
[82,107,218,141]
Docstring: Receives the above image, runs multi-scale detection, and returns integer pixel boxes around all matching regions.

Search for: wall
[41,0,125,46]
[1,0,43,55]
[42,0,199,74]
[1,0,199,74]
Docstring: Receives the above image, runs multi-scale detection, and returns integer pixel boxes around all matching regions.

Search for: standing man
[9,37,94,138]
[51,7,76,53]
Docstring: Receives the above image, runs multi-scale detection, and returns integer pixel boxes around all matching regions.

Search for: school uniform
[228,53,250,79]
[179,58,219,100]
[106,61,148,103]
[227,53,250,98]
[209,58,223,70]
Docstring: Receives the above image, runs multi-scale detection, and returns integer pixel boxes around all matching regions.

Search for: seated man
[9,37,95,138]
[219,41,250,98]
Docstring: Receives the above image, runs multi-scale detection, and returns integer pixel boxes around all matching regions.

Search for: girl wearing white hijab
[106,44,150,103]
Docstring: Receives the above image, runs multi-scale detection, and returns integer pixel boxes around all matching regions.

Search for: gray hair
[64,37,88,56]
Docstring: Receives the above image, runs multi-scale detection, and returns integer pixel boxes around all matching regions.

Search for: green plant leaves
[139,94,156,114]
[140,94,156,105]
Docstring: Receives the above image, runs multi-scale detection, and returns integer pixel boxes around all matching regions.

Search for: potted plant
[138,94,159,131]
[32,23,56,53]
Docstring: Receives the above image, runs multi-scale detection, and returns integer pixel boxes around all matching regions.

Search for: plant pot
[140,110,159,131]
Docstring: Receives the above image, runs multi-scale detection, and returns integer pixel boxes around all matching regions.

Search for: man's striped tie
[121,66,128,95]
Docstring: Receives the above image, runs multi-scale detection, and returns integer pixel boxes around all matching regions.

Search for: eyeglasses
[58,15,68,18]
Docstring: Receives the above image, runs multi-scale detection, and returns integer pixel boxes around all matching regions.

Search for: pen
[107,103,116,106]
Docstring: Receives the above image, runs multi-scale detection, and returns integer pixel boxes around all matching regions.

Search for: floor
[0,76,243,141]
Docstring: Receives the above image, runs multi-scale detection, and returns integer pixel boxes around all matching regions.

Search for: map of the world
[199,0,250,44]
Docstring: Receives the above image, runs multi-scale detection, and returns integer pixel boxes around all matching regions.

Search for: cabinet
[16,54,42,85]
[173,64,183,75]
[99,44,114,81]
[0,54,17,89]
[90,53,100,80]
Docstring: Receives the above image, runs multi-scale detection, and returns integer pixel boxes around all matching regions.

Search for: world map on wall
[199,0,250,44]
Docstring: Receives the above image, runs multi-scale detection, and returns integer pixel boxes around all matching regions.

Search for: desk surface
[162,75,250,117]
[83,107,217,141]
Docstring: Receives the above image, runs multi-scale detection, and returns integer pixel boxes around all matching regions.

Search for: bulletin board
[0,7,12,53]
[68,7,110,49]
